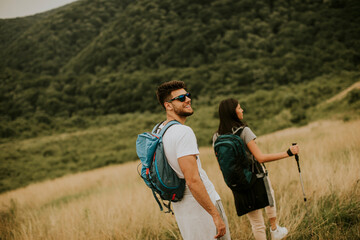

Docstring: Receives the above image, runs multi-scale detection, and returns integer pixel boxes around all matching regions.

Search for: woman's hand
[289,144,299,155]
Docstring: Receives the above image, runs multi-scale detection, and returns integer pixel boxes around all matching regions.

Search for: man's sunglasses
[167,92,191,103]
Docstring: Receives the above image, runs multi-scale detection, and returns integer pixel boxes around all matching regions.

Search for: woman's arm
[247,140,299,163]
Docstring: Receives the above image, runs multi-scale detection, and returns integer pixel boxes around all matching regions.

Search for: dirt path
[325,81,360,104]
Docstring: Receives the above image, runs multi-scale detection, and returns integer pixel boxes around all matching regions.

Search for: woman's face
[235,104,243,120]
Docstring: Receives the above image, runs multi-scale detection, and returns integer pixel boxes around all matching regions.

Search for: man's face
[168,89,193,117]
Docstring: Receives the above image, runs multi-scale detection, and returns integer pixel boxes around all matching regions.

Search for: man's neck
[165,113,186,125]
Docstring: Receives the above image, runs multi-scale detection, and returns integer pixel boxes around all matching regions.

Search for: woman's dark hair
[217,98,246,135]
[156,80,186,109]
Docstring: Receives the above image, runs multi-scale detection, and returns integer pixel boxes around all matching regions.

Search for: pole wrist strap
[287,148,293,156]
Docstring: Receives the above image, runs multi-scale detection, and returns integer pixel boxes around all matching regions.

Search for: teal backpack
[136,120,185,213]
[213,128,259,191]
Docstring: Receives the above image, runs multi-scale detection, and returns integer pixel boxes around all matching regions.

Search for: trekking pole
[292,143,307,202]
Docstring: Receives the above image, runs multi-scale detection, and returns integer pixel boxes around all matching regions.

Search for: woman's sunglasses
[167,92,191,103]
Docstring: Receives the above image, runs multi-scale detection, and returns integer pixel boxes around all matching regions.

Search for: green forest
[0,0,359,193]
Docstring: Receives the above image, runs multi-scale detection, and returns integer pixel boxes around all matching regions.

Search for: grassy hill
[0,119,359,239]
[1,0,360,194]
[1,0,359,120]
[0,0,130,75]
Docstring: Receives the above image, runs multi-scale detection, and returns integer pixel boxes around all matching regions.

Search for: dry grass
[1,119,359,239]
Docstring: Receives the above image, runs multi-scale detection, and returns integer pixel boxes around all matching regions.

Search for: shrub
[290,106,307,124]
[70,116,88,128]
[35,112,52,125]
[283,95,299,108]
[0,125,17,138]
[347,89,360,104]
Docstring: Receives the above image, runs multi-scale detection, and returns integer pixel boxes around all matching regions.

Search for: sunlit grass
[0,119,359,239]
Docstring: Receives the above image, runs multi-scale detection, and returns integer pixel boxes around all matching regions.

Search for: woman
[213,98,299,240]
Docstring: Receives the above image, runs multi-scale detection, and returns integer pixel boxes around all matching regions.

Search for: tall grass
[0,119,359,239]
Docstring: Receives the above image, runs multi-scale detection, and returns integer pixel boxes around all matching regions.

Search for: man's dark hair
[156,80,186,109]
[217,98,246,135]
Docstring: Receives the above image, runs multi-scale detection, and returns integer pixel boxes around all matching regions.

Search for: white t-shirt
[160,123,222,239]
[161,123,220,202]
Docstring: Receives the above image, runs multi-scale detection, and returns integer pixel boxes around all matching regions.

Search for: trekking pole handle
[292,143,299,161]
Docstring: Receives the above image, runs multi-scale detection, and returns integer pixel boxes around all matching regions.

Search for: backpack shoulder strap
[232,126,245,136]
[152,121,165,133]
[232,126,263,173]
[158,120,181,136]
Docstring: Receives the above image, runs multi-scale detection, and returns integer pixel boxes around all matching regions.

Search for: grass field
[0,119,359,239]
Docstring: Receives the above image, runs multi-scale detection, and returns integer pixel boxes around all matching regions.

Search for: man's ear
[164,102,173,110]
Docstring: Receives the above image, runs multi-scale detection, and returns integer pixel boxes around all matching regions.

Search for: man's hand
[213,213,226,238]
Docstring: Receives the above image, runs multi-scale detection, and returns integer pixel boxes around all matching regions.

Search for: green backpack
[213,128,259,191]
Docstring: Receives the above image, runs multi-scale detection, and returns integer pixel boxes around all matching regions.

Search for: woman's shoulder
[234,126,251,134]
[242,126,251,131]
[240,126,257,143]
[242,126,253,132]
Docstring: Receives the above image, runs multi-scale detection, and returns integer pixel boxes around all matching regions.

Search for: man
[155,80,231,239]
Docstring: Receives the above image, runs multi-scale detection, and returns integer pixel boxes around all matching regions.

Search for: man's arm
[178,155,226,239]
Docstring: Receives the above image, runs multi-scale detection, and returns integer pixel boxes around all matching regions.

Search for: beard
[173,105,194,117]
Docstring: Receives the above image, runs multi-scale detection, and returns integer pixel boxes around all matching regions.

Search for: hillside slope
[1,0,130,75]
[0,0,359,121]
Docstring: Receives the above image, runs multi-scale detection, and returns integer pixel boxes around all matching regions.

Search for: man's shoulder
[165,124,195,137]
[168,123,193,132]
